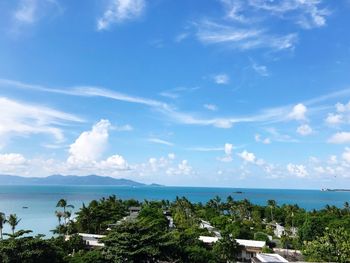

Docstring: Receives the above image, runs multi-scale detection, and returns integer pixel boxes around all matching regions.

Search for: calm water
[0,185,349,236]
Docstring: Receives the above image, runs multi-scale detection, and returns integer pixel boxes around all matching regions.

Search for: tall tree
[56,199,74,226]
[7,214,21,235]
[213,234,241,263]
[304,227,350,262]
[0,212,6,240]
[267,200,276,222]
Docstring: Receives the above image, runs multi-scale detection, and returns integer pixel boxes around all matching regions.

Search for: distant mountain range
[0,174,157,186]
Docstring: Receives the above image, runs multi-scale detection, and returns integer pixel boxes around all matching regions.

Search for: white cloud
[218,143,234,162]
[224,143,233,155]
[14,0,37,24]
[97,0,146,31]
[0,153,27,174]
[328,155,338,165]
[0,153,26,166]
[342,147,350,163]
[204,104,218,111]
[166,160,193,176]
[159,86,199,100]
[325,113,343,125]
[251,62,269,77]
[175,32,189,42]
[0,97,82,145]
[98,154,129,170]
[288,103,307,120]
[2,78,338,132]
[287,163,308,177]
[325,101,350,126]
[168,153,176,160]
[196,20,297,51]
[213,73,230,85]
[255,134,271,144]
[220,0,248,22]
[335,101,350,113]
[68,119,111,165]
[328,132,350,144]
[296,124,313,136]
[213,74,230,85]
[12,0,62,29]
[113,124,133,131]
[188,146,223,152]
[238,150,256,163]
[148,138,174,146]
[65,119,130,173]
[247,0,330,29]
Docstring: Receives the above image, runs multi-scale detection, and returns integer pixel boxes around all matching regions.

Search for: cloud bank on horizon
[0,0,350,188]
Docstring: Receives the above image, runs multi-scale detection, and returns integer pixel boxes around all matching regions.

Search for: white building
[198,236,267,261]
[252,253,289,262]
[236,239,266,261]
[77,233,106,247]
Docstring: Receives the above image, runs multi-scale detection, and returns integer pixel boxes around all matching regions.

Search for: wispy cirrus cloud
[221,0,330,29]
[192,0,330,52]
[12,0,62,28]
[2,78,349,131]
[212,73,230,85]
[97,0,146,31]
[148,138,174,146]
[195,19,297,51]
[0,96,83,146]
[251,60,269,77]
[246,0,330,29]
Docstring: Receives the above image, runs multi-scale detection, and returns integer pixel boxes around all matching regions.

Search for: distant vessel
[22,206,29,209]
[321,188,350,192]
[233,191,243,194]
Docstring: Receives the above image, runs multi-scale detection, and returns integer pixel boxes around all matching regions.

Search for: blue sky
[1,0,350,188]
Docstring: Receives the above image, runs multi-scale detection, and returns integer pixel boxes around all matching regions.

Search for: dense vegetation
[1,196,350,262]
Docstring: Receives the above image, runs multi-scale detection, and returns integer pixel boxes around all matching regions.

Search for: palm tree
[55,211,64,225]
[344,201,350,215]
[7,214,21,235]
[267,200,276,222]
[0,212,6,239]
[56,199,74,225]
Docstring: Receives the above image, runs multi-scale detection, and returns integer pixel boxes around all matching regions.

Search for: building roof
[78,233,106,239]
[78,233,106,247]
[199,236,219,244]
[254,253,289,262]
[235,239,266,248]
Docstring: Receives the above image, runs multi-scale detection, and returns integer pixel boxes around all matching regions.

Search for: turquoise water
[0,185,350,236]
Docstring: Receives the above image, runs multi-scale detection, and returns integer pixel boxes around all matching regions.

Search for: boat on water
[321,188,350,192]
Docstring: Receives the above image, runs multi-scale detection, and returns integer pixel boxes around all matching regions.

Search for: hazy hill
[0,174,147,186]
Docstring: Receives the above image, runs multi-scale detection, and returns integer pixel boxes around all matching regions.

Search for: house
[199,235,219,244]
[199,220,221,238]
[271,223,297,238]
[235,239,266,261]
[108,206,142,229]
[198,236,266,261]
[66,233,106,247]
[252,253,289,262]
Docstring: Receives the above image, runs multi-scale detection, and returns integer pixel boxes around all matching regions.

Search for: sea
[0,185,349,236]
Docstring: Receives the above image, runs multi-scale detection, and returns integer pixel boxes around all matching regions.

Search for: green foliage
[254,231,269,242]
[75,195,128,234]
[303,227,350,262]
[7,214,21,235]
[68,250,108,263]
[212,234,240,263]
[262,246,273,253]
[0,235,65,263]
[3,194,350,263]
[102,220,176,263]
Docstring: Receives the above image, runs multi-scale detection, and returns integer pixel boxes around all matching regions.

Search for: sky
[0,0,350,188]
